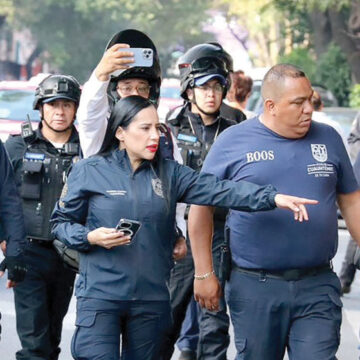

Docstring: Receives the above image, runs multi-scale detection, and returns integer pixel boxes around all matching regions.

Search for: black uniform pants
[161,222,231,360]
[14,241,75,360]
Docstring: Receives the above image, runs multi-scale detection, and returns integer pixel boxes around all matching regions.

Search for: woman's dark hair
[98,95,153,155]
[228,71,253,103]
[98,95,171,210]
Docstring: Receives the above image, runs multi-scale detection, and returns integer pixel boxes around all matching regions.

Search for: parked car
[0,81,40,142]
[322,107,359,137]
[158,78,183,121]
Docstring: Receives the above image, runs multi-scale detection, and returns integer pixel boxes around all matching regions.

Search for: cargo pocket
[328,292,343,308]
[71,311,97,360]
[235,338,247,359]
[20,160,43,199]
[327,292,342,344]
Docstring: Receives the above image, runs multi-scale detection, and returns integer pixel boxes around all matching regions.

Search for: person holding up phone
[77,28,187,262]
[51,95,317,360]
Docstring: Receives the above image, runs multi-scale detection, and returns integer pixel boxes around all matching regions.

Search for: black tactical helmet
[106,29,161,107]
[33,74,81,110]
[207,42,233,72]
[178,43,230,100]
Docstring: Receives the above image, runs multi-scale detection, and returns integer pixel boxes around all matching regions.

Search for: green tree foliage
[349,84,360,108]
[4,0,213,82]
[315,43,352,106]
[279,48,317,82]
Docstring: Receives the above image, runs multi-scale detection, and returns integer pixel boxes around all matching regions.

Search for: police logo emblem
[152,178,164,198]
[311,144,328,162]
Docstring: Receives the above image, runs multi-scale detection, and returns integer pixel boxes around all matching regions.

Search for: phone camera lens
[123,229,133,236]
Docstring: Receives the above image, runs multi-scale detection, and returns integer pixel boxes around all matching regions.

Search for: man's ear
[187,88,194,102]
[264,98,276,115]
[115,127,124,142]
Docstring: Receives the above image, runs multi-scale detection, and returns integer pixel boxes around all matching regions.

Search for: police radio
[21,115,35,142]
[177,133,204,168]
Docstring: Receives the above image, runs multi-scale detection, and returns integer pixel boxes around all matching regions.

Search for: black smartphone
[116,218,141,239]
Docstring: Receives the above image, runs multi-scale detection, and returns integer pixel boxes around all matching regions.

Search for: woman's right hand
[87,227,131,249]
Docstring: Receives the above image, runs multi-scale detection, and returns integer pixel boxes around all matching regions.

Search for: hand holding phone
[111,48,153,77]
[116,219,141,240]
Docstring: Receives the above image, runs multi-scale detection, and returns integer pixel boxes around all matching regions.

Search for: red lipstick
[146,144,158,152]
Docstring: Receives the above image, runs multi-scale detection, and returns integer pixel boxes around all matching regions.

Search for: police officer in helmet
[78,29,163,158]
[163,43,237,360]
[5,74,81,360]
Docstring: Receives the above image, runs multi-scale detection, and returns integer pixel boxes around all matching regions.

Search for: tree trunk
[328,9,360,83]
[309,10,332,57]
[25,46,42,79]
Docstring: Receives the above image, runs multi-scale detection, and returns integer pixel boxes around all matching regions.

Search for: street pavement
[0,229,359,359]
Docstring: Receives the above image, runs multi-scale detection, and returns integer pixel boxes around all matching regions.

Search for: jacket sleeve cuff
[268,189,278,208]
[82,228,93,251]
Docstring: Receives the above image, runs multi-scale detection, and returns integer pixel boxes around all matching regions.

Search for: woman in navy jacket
[51,96,316,360]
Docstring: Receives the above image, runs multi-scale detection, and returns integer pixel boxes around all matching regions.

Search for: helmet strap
[191,91,219,118]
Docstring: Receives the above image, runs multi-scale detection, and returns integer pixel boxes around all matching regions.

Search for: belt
[28,238,54,248]
[232,263,332,281]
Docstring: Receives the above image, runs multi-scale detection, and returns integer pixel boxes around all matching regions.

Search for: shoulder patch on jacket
[152,178,164,198]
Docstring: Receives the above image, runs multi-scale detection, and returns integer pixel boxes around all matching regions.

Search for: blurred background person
[226,70,256,119]
[338,110,360,295]
[311,90,349,154]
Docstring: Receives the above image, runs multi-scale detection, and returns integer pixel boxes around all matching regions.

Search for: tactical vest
[158,123,174,160]
[20,140,80,241]
[168,108,235,221]
[170,112,229,172]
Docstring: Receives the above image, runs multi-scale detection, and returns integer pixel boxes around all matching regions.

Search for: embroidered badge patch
[311,144,328,162]
[152,178,164,198]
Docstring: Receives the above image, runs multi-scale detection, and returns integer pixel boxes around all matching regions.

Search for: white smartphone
[111,48,154,77]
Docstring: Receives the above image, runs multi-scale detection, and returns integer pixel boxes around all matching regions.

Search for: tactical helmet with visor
[106,29,162,108]
[33,75,81,110]
[178,43,230,100]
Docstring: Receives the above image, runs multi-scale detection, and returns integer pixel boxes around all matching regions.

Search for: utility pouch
[221,226,232,282]
[53,239,79,273]
[20,160,43,200]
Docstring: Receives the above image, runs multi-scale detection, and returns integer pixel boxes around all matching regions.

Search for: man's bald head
[261,64,306,101]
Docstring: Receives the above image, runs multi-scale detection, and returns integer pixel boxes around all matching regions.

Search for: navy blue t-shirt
[202,117,358,270]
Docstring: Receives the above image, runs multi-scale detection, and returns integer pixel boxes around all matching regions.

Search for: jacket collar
[111,149,153,175]
[183,104,222,128]
[32,122,79,145]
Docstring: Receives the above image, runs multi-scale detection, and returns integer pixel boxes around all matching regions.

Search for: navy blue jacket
[51,149,277,301]
[0,141,26,257]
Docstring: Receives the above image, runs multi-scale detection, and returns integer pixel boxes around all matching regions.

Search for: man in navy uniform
[189,64,360,359]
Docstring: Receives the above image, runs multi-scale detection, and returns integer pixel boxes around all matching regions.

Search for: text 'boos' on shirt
[202,117,359,270]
